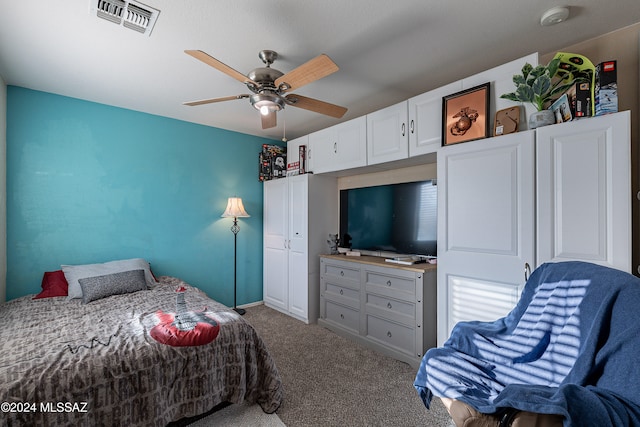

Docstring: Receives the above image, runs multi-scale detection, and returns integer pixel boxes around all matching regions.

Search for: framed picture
[442,82,490,146]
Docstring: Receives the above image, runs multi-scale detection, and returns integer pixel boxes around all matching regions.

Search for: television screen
[339,180,437,256]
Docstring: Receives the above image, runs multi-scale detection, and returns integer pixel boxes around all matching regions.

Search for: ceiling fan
[183,49,348,129]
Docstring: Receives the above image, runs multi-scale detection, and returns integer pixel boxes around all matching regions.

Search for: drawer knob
[340,289,344,295]
[387,331,392,337]
[386,280,392,286]
[387,302,392,309]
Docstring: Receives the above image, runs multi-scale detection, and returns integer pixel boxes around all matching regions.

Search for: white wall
[0,75,6,303]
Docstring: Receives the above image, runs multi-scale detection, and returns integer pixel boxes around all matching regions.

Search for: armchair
[414,261,640,427]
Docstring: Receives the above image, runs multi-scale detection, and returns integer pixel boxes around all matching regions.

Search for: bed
[0,261,283,426]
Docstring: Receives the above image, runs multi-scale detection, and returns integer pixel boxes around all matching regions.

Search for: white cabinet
[310,116,367,174]
[536,111,631,272]
[408,81,463,157]
[263,174,338,323]
[436,130,535,345]
[286,135,312,173]
[436,111,631,345]
[366,101,409,165]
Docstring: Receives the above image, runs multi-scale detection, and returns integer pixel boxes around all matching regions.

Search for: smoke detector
[540,6,570,27]
[90,0,160,36]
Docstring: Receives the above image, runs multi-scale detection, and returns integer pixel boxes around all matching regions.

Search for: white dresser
[318,254,437,367]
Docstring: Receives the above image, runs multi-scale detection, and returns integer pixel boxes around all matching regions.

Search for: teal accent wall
[6,86,276,305]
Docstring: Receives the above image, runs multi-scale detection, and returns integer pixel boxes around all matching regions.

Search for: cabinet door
[287,175,310,320]
[437,131,535,345]
[367,101,409,165]
[536,111,631,272]
[334,116,367,170]
[263,178,289,311]
[311,117,367,174]
[409,81,462,157]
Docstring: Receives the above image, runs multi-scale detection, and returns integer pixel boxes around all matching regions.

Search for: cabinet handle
[386,280,392,286]
[387,302,392,309]
[401,123,406,137]
[524,262,531,282]
[387,331,392,337]
[340,313,344,320]
[410,119,415,134]
[340,270,345,276]
[334,142,337,153]
[340,289,344,295]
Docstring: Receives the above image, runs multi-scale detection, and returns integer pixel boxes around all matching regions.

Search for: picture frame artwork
[442,82,490,146]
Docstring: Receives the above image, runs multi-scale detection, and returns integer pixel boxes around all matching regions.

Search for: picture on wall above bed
[442,82,490,146]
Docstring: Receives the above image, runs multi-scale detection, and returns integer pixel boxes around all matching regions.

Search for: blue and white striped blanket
[414,261,640,427]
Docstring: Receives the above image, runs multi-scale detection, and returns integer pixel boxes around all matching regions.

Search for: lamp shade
[221,197,250,218]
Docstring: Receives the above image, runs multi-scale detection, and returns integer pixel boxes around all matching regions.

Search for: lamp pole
[230,216,245,315]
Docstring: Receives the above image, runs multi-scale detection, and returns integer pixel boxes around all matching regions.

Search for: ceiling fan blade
[285,94,347,118]
[275,54,339,92]
[261,111,277,129]
[183,94,249,106]
[185,50,257,86]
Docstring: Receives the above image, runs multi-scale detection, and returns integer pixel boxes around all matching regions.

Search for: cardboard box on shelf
[595,60,618,116]
[565,81,592,118]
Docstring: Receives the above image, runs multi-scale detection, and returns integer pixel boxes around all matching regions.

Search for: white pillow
[62,258,157,300]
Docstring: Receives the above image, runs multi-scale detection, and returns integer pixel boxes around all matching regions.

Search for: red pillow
[33,270,69,299]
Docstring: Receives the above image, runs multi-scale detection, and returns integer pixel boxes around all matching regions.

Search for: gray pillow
[79,269,147,304]
[63,258,157,300]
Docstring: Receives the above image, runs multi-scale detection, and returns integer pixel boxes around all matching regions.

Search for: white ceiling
[1,1,639,141]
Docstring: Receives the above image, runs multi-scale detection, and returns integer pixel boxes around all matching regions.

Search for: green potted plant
[500,57,579,129]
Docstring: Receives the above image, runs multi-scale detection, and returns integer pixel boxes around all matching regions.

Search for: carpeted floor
[187,401,285,427]
[243,304,453,427]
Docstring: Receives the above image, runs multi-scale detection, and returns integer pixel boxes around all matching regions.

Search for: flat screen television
[339,180,437,257]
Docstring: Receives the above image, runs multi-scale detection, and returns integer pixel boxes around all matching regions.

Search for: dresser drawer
[366,293,414,318]
[322,261,361,289]
[324,282,360,309]
[366,314,414,356]
[364,270,415,298]
[324,300,360,333]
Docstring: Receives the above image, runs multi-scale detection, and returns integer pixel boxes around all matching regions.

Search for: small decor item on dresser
[500,56,583,129]
[327,233,340,255]
[442,82,490,146]
[493,106,520,136]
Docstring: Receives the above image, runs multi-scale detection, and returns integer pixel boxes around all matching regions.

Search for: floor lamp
[222,197,250,315]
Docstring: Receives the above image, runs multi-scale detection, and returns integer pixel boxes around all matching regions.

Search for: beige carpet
[243,304,453,427]
[187,402,285,427]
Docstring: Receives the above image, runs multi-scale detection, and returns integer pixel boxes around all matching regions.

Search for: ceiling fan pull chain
[282,112,287,142]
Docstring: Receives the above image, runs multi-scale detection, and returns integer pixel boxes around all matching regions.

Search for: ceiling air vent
[90,0,160,36]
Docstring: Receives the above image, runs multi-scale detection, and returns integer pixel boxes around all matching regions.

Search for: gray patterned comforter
[0,276,283,426]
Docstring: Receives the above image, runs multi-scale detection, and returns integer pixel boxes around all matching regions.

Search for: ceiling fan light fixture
[250,93,285,115]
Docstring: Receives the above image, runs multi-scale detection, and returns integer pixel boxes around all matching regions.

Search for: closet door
[287,174,310,320]
[437,130,535,345]
[536,111,631,272]
[263,178,289,311]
